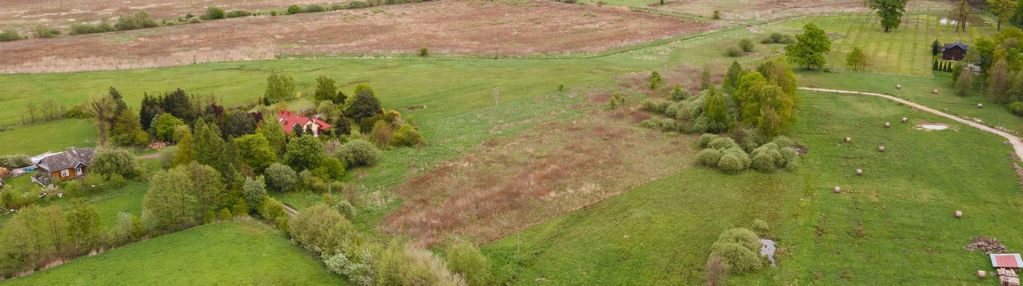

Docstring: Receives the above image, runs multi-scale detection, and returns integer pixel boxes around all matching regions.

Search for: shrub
[725,46,743,57]
[325,194,357,219]
[697,148,723,166]
[0,28,25,42]
[771,136,796,148]
[1011,102,1023,116]
[203,6,226,20]
[70,21,114,35]
[0,154,31,169]
[446,238,492,286]
[751,219,770,236]
[337,139,381,168]
[419,47,429,57]
[33,25,60,38]
[288,204,358,255]
[115,11,159,31]
[670,85,689,101]
[370,120,394,145]
[708,137,738,150]
[243,176,268,210]
[346,1,372,9]
[304,4,327,13]
[375,242,464,286]
[698,134,720,148]
[718,228,760,250]
[188,17,201,24]
[392,124,424,147]
[717,153,745,173]
[226,10,251,18]
[710,242,762,273]
[265,163,298,192]
[739,38,755,53]
[259,197,288,229]
[287,5,303,14]
[90,148,143,179]
[649,71,664,89]
[751,152,776,172]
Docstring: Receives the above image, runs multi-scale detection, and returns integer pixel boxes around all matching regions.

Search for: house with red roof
[278,110,332,137]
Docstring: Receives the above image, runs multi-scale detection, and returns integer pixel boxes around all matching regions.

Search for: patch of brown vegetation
[619,64,725,94]
[381,104,694,246]
[0,0,709,73]
[965,236,1008,254]
[0,0,329,29]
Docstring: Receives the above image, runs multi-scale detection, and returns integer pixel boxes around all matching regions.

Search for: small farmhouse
[278,110,332,137]
[32,147,95,186]
[941,41,968,61]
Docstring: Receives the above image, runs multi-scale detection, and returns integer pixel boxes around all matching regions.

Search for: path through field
[799,87,1023,161]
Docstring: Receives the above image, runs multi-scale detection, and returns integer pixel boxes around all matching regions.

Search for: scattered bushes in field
[33,25,60,38]
[725,46,743,57]
[115,11,159,31]
[708,227,763,274]
[761,32,795,44]
[70,21,114,35]
[226,10,252,18]
[337,139,381,168]
[445,238,492,286]
[203,6,226,20]
[287,5,303,14]
[0,28,25,42]
[739,38,755,53]
[696,134,798,174]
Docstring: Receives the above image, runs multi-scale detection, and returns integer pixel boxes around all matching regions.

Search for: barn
[941,41,968,61]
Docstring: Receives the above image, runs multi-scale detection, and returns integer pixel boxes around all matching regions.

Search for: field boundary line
[799,87,1023,162]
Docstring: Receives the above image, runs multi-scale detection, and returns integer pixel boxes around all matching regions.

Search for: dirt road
[799,87,1023,162]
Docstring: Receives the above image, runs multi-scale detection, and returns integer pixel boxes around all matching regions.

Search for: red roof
[278,110,332,135]
[991,254,1023,268]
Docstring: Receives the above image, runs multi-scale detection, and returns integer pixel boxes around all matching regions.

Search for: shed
[991,253,1023,269]
[942,41,968,61]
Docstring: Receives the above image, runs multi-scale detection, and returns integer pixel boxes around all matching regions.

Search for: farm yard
[2,0,1023,285]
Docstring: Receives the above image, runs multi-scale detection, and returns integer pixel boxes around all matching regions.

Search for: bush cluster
[696,134,798,174]
[115,11,159,31]
[70,21,115,35]
[337,139,381,168]
[708,227,763,273]
[761,32,795,44]
[1011,101,1023,116]
[0,154,31,169]
[33,25,60,38]
[0,29,24,42]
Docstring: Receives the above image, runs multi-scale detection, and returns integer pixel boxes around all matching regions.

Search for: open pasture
[2,220,345,285]
[484,89,1023,285]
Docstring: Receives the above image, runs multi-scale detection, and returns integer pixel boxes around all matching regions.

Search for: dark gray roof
[943,41,968,51]
[37,148,94,172]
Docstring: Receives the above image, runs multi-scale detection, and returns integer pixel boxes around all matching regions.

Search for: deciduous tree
[869,0,908,32]
[784,23,831,70]
[846,47,868,71]
[989,0,1018,31]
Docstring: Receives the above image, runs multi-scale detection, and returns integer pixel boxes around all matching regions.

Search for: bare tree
[951,0,970,32]
[88,95,117,145]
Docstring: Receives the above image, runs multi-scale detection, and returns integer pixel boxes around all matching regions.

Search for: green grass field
[3,220,346,286]
[801,71,1023,135]
[0,119,97,155]
[484,90,1023,285]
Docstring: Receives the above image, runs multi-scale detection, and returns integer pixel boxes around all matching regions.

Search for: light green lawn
[3,219,346,286]
[485,90,1023,285]
[0,119,97,155]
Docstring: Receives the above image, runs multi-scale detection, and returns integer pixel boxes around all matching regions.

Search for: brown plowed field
[0,0,710,73]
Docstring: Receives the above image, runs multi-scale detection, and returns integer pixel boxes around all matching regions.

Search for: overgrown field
[484,90,1023,285]
[3,220,345,285]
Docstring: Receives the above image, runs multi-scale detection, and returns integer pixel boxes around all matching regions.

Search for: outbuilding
[941,41,968,61]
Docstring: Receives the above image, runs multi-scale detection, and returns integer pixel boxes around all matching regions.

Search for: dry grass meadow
[0,0,708,73]
[0,0,328,28]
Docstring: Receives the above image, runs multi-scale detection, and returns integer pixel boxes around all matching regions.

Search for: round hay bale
[843,136,852,143]
[833,186,842,193]
[901,117,908,123]
[955,210,963,218]
[977,103,984,108]
[977,270,987,279]
[884,122,891,128]
[896,84,902,89]
[856,168,863,176]
[878,145,887,152]
[932,89,939,94]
